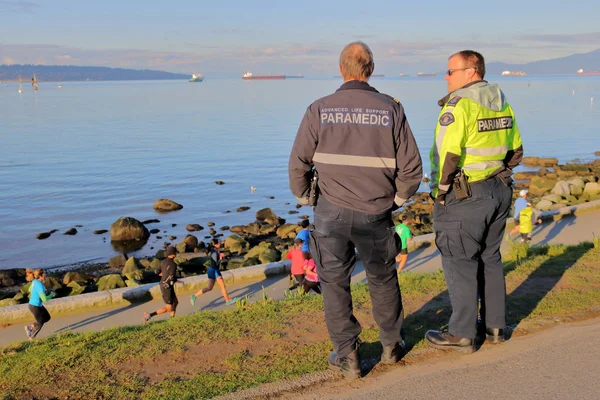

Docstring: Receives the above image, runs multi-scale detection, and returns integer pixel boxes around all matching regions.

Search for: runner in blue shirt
[24,269,55,340]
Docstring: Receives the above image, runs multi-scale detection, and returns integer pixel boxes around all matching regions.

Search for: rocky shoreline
[1,152,599,308]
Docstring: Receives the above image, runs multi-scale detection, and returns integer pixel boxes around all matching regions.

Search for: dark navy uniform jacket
[289,80,423,214]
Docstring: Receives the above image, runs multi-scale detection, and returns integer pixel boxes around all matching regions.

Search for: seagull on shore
[250,186,257,192]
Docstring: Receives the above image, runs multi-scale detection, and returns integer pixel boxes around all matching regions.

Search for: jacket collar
[437,80,487,107]
[336,80,379,93]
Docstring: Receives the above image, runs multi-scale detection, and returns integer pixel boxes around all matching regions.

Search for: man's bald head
[339,42,374,82]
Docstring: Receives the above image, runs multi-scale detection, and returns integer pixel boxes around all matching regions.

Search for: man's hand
[295,196,309,206]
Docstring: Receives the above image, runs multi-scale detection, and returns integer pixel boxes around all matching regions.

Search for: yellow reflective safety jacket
[430,81,523,198]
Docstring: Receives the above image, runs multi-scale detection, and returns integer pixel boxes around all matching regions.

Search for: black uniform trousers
[433,177,512,339]
[310,196,404,358]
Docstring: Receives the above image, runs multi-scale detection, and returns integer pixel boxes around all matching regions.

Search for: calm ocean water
[1,77,599,270]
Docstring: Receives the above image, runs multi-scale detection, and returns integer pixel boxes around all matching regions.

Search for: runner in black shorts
[190,239,236,308]
[144,246,183,322]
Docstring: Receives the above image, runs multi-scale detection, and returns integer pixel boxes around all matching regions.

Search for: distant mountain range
[0,65,189,82]
[487,48,600,75]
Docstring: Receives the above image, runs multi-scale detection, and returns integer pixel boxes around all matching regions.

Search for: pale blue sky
[1,0,599,76]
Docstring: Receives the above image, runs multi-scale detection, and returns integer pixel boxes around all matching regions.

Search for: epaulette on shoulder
[446,96,462,107]
[382,93,401,105]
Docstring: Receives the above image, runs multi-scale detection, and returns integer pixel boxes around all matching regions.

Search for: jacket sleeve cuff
[394,195,406,207]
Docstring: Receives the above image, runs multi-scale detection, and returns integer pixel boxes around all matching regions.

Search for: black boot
[425,329,475,353]
[380,340,406,365]
[329,348,361,379]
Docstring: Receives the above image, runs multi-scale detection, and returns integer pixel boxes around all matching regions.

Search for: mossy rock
[67,281,87,296]
[122,257,144,281]
[276,224,299,239]
[243,257,261,267]
[20,281,32,295]
[258,248,280,264]
[256,208,277,221]
[175,242,187,254]
[244,242,272,260]
[226,258,245,270]
[110,216,150,241]
[153,198,183,212]
[150,258,162,271]
[12,292,26,303]
[0,298,18,307]
[63,271,92,286]
[109,255,127,269]
[97,274,126,291]
[155,250,166,259]
[44,276,63,291]
[224,234,248,254]
[125,279,141,287]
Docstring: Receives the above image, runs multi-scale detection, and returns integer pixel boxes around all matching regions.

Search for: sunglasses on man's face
[446,67,476,76]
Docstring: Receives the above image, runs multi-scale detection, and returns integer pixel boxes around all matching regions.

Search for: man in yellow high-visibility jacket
[425,50,523,352]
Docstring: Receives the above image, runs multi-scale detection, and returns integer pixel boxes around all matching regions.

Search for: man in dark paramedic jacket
[288,41,422,379]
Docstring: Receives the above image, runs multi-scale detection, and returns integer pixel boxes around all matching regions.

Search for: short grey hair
[339,42,374,81]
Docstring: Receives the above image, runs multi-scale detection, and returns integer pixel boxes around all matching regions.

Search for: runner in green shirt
[394,215,412,274]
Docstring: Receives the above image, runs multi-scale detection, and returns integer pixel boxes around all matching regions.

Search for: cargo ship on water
[417,72,436,77]
[577,69,600,76]
[286,74,304,79]
[501,70,526,76]
[242,71,285,80]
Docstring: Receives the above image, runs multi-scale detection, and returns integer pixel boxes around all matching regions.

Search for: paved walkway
[1,210,599,347]
[283,317,600,400]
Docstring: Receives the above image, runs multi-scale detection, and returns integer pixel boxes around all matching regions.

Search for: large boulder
[258,248,280,264]
[244,223,261,235]
[230,226,245,234]
[514,171,537,181]
[243,258,261,267]
[538,158,559,167]
[43,276,63,291]
[97,274,126,291]
[529,176,558,196]
[259,224,277,235]
[256,208,277,221]
[63,271,92,286]
[276,224,300,239]
[584,182,600,196]
[0,298,18,307]
[551,181,572,197]
[224,235,248,254]
[0,270,17,287]
[535,199,554,212]
[522,157,539,166]
[541,194,563,204]
[67,281,87,296]
[110,217,150,242]
[568,178,586,197]
[226,258,245,270]
[264,216,284,226]
[175,242,187,254]
[244,242,272,260]
[186,224,204,232]
[153,199,183,212]
[122,257,144,281]
[183,234,199,248]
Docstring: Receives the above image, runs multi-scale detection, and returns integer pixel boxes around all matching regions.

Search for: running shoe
[190,294,196,307]
[143,312,151,324]
[24,324,32,339]
[226,298,237,306]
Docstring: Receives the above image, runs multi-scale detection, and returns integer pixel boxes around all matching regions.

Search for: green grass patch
[1,243,599,399]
